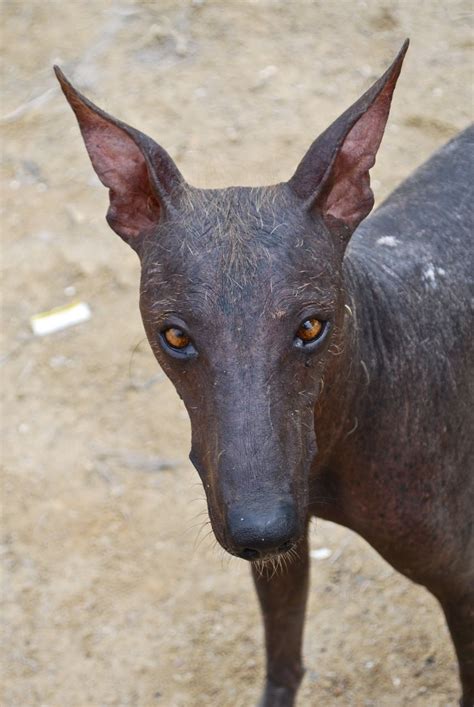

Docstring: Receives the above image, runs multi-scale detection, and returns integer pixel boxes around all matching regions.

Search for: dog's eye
[295,318,324,345]
[163,327,190,350]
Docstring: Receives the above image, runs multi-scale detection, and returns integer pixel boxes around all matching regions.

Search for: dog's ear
[289,40,408,237]
[54,67,185,250]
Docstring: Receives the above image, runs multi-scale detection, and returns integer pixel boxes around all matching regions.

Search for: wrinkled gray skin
[55,41,473,706]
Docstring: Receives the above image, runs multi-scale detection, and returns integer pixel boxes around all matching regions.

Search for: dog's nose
[227,501,299,560]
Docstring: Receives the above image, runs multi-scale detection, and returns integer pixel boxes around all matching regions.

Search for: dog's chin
[222,542,299,568]
[247,545,301,575]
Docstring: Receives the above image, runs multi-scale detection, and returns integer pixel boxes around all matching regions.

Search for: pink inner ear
[78,111,161,242]
[318,72,398,232]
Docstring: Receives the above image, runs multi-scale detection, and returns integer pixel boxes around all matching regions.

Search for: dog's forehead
[156,185,334,271]
[176,184,302,248]
[141,184,338,317]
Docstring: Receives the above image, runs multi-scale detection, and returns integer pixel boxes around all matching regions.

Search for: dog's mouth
[230,539,297,562]
[221,538,300,570]
[245,543,302,576]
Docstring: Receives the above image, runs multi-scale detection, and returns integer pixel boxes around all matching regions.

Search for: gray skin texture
[55,42,473,707]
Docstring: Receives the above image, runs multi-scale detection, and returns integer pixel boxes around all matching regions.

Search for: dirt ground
[1,1,472,705]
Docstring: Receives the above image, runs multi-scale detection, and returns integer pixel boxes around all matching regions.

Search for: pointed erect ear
[288,40,409,236]
[54,67,185,250]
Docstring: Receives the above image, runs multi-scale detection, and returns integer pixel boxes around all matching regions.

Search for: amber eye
[163,327,190,350]
[295,318,323,344]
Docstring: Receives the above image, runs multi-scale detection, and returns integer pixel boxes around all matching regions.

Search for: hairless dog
[55,40,473,705]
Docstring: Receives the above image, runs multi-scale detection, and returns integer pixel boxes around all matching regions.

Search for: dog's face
[138,183,343,559]
[54,40,407,560]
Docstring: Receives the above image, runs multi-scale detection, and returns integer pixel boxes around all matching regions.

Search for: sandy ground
[1,1,473,705]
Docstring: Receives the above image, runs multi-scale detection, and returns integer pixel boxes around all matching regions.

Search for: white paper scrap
[310,547,332,560]
[30,301,91,336]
